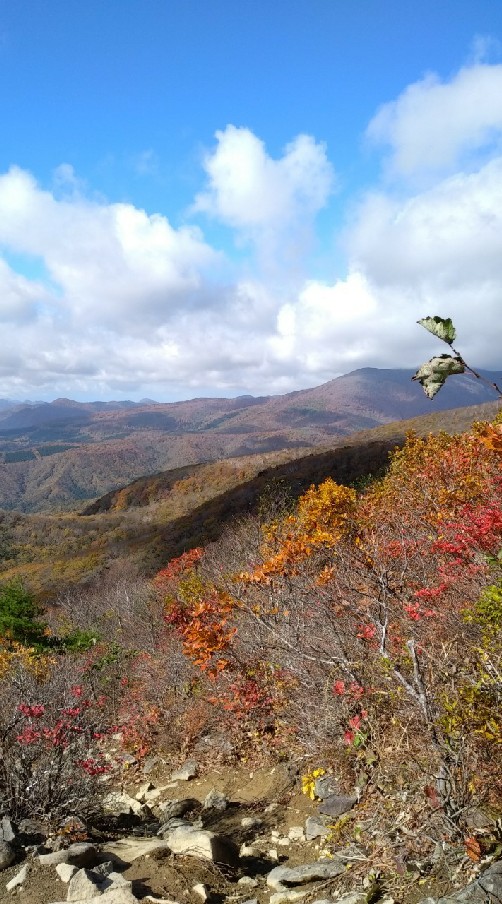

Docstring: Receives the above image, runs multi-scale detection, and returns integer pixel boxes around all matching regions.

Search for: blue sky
[1,0,502,400]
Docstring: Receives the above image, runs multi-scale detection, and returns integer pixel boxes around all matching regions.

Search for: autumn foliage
[151,417,502,821]
[1,407,501,838]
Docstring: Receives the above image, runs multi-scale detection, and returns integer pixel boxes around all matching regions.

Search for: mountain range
[0,367,500,513]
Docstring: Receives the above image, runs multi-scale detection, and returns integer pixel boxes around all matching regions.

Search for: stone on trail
[419,860,502,904]
[269,891,309,904]
[102,836,171,864]
[203,789,228,811]
[159,798,200,820]
[55,862,78,882]
[103,791,145,817]
[318,794,358,818]
[162,823,238,866]
[314,775,340,800]
[39,842,99,868]
[305,815,331,840]
[5,864,28,890]
[67,867,103,901]
[267,859,345,891]
[170,760,199,781]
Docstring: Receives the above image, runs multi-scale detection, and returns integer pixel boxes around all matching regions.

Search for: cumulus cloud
[193,126,334,270]
[0,166,221,333]
[367,62,502,177]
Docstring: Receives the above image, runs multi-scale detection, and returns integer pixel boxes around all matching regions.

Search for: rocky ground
[0,761,500,904]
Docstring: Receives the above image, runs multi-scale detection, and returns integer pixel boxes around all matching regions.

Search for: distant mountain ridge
[1,367,500,435]
[0,367,500,513]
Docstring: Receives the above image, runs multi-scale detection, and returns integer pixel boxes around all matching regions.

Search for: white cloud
[348,157,502,288]
[368,62,502,177]
[194,126,334,268]
[0,166,221,333]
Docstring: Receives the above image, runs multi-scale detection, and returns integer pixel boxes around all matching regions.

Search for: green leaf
[417,315,456,346]
[412,355,465,399]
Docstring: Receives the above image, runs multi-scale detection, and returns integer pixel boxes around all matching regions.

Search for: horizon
[1,364,501,408]
[1,1,502,401]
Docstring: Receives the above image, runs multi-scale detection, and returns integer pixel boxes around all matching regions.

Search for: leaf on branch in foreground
[412,355,464,399]
[417,316,456,346]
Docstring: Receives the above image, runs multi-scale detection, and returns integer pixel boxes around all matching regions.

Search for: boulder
[49,889,139,904]
[102,836,171,864]
[419,862,502,904]
[203,789,228,811]
[158,798,200,820]
[55,862,78,882]
[162,824,238,866]
[39,842,99,868]
[270,892,309,904]
[103,791,145,817]
[67,867,103,901]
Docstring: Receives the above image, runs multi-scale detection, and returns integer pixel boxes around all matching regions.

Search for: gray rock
[93,860,117,877]
[135,781,155,800]
[318,794,358,818]
[267,860,345,891]
[305,815,331,840]
[67,867,103,901]
[142,754,162,774]
[158,817,192,836]
[99,890,139,903]
[39,842,98,867]
[102,836,171,864]
[55,862,78,882]
[5,864,28,890]
[314,774,340,800]
[241,816,262,830]
[0,817,16,843]
[103,791,145,816]
[158,798,199,820]
[170,760,199,781]
[49,890,138,904]
[203,789,228,811]
[163,824,238,866]
[0,841,15,870]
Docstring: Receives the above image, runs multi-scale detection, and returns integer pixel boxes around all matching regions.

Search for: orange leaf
[464,836,481,862]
